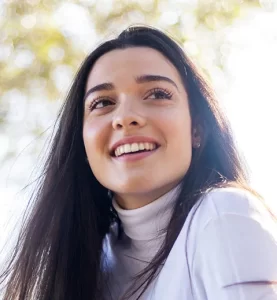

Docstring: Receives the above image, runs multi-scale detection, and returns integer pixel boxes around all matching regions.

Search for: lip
[110,136,160,156]
[113,148,159,162]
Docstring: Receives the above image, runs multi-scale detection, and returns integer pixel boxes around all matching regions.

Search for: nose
[112,101,146,131]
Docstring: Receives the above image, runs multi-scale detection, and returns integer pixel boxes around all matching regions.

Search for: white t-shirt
[103,186,277,299]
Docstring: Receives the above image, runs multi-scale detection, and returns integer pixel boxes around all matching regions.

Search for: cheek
[83,119,109,160]
[154,108,192,162]
[153,108,192,143]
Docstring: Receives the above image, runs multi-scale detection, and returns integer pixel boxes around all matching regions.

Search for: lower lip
[113,148,158,162]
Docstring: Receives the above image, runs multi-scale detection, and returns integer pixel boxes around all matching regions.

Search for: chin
[113,181,153,195]
[111,178,171,197]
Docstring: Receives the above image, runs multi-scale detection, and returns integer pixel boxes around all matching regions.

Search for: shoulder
[182,187,277,269]
[191,186,276,239]
[202,186,266,216]
[190,186,272,232]
[188,187,277,290]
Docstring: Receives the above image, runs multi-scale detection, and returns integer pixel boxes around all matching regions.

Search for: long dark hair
[0,25,250,300]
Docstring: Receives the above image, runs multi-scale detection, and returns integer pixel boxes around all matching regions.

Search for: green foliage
[1,0,260,102]
[0,0,262,176]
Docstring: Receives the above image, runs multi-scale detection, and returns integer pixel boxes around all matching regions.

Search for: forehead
[86,47,182,87]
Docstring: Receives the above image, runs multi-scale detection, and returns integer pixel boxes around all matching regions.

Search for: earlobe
[192,127,201,148]
[193,140,201,148]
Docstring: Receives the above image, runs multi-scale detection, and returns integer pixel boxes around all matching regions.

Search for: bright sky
[222,9,277,210]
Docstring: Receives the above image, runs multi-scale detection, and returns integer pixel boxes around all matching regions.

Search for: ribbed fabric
[112,184,181,241]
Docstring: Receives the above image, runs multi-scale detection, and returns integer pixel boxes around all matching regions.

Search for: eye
[88,98,115,111]
[146,88,173,100]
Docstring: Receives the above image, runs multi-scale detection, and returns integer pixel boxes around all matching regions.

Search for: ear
[192,125,202,149]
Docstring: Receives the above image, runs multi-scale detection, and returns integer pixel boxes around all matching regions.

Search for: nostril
[116,121,138,129]
[113,119,140,130]
[130,121,138,126]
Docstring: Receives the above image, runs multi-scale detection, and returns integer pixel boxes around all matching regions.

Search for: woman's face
[83,47,193,209]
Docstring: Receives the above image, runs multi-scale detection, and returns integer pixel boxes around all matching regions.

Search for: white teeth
[124,144,131,153]
[139,143,144,150]
[114,142,157,157]
[131,143,139,152]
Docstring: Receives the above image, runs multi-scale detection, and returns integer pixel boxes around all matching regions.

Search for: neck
[112,183,182,241]
[114,180,182,210]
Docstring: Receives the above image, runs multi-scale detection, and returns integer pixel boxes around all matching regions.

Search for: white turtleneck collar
[112,184,181,241]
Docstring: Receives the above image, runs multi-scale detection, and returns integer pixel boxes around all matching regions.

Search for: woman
[1,25,277,300]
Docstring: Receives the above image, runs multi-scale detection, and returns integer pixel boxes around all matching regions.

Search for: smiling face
[83,47,193,209]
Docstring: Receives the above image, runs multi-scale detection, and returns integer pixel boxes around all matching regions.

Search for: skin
[83,47,199,209]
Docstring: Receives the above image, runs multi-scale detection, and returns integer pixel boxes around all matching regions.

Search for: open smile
[113,142,158,157]
[110,136,161,161]
[112,145,159,162]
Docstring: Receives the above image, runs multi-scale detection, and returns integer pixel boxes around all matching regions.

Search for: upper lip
[110,136,160,155]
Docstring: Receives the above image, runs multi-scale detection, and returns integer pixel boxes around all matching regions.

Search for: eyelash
[88,96,114,112]
[144,87,173,100]
[88,87,173,112]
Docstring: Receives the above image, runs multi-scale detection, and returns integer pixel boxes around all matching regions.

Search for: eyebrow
[84,74,179,101]
[135,74,178,90]
[84,83,114,101]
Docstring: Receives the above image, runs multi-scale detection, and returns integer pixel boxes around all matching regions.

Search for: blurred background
[0,0,277,273]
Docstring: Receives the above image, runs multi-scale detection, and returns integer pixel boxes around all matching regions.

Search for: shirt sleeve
[191,212,277,300]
